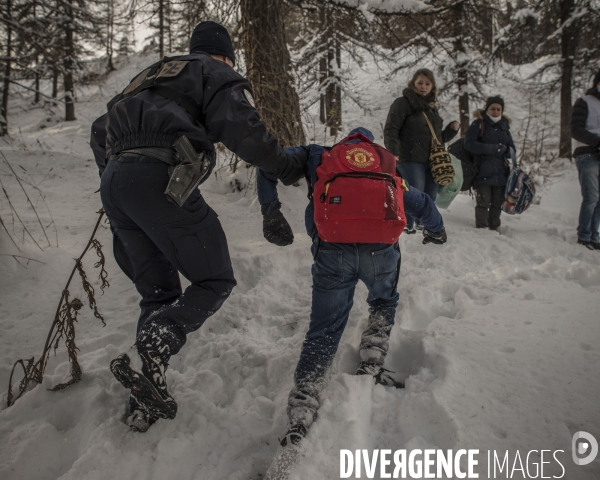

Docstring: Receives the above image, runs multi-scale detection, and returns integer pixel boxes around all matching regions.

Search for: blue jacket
[464,109,516,188]
[257,127,444,238]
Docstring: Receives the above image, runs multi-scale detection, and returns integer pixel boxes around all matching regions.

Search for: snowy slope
[1,54,599,480]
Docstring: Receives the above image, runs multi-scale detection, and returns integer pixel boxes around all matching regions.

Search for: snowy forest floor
[0,53,599,480]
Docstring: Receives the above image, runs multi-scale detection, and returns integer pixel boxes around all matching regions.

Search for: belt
[118,147,180,166]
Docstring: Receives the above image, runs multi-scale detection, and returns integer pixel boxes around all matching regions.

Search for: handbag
[422,112,455,186]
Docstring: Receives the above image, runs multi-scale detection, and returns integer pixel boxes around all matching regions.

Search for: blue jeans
[575,153,600,243]
[396,162,439,228]
[287,238,401,427]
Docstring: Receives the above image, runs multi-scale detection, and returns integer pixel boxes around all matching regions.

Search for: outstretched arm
[401,177,447,244]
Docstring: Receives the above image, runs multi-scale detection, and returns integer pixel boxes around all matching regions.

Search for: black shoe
[126,395,158,432]
[414,223,424,231]
[280,424,307,447]
[357,362,405,389]
[577,239,596,251]
[592,242,600,251]
[110,347,177,424]
[404,226,417,234]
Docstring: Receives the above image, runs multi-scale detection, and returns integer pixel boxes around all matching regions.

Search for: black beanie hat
[485,96,505,112]
[189,21,235,66]
[594,69,600,87]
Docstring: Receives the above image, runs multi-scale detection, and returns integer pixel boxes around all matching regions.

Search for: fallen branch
[6,209,109,407]
[0,254,45,267]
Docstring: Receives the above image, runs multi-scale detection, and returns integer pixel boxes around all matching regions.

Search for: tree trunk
[64,1,76,121]
[240,0,305,147]
[319,5,342,137]
[1,0,12,136]
[52,65,59,99]
[159,0,165,58]
[107,0,116,71]
[559,0,576,158]
[454,3,470,137]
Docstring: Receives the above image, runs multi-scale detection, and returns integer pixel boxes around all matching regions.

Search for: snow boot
[126,395,158,433]
[110,344,177,426]
[357,362,405,389]
[577,239,597,251]
[280,424,307,447]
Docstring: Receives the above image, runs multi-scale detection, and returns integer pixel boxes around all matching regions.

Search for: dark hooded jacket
[571,88,600,157]
[90,53,304,184]
[383,88,458,165]
[464,109,516,188]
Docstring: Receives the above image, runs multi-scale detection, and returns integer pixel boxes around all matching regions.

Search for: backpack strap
[422,112,442,147]
[122,56,205,126]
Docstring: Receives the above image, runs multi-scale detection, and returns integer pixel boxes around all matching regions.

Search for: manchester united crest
[346,148,375,169]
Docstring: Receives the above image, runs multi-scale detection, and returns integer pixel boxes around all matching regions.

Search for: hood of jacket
[585,87,600,101]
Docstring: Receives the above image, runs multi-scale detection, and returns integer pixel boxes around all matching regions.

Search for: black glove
[278,150,308,186]
[422,227,447,245]
[262,202,294,246]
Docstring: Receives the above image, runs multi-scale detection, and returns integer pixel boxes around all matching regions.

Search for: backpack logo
[346,148,375,169]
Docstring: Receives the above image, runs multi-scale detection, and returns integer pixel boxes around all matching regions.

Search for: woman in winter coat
[384,68,459,232]
[464,96,516,230]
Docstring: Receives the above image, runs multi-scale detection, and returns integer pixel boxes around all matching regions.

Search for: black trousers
[100,156,236,363]
[475,185,505,229]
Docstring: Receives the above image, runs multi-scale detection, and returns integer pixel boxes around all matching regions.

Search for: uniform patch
[244,89,256,107]
[345,147,375,169]
[157,61,189,79]
[123,67,152,95]
[330,196,342,204]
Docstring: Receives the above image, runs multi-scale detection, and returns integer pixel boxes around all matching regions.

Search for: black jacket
[571,88,600,157]
[90,53,305,185]
[383,88,458,165]
[464,109,516,188]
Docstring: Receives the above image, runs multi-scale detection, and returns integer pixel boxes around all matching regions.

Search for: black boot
[577,239,597,251]
[127,394,158,432]
[110,344,177,428]
[357,362,405,389]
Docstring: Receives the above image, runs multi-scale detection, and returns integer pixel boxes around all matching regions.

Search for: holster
[166,136,211,206]
[119,135,212,207]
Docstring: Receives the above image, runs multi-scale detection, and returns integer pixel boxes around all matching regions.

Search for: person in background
[571,69,600,251]
[383,68,459,233]
[464,96,516,230]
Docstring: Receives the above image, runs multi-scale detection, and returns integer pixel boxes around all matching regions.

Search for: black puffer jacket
[383,88,458,165]
[571,88,600,157]
[464,109,516,188]
[90,53,305,184]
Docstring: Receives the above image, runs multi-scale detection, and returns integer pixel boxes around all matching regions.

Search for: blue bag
[501,148,535,215]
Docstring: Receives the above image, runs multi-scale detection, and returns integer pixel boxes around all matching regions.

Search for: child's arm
[401,180,447,244]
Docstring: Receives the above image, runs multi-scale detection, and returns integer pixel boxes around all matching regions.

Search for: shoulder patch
[157,61,189,79]
[123,67,152,95]
[244,89,256,107]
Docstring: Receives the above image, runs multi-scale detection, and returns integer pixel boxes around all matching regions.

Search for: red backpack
[313,133,407,244]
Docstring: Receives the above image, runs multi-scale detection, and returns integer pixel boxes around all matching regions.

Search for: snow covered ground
[0,54,599,480]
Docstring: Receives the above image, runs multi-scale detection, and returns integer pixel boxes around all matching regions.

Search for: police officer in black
[90,21,307,432]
